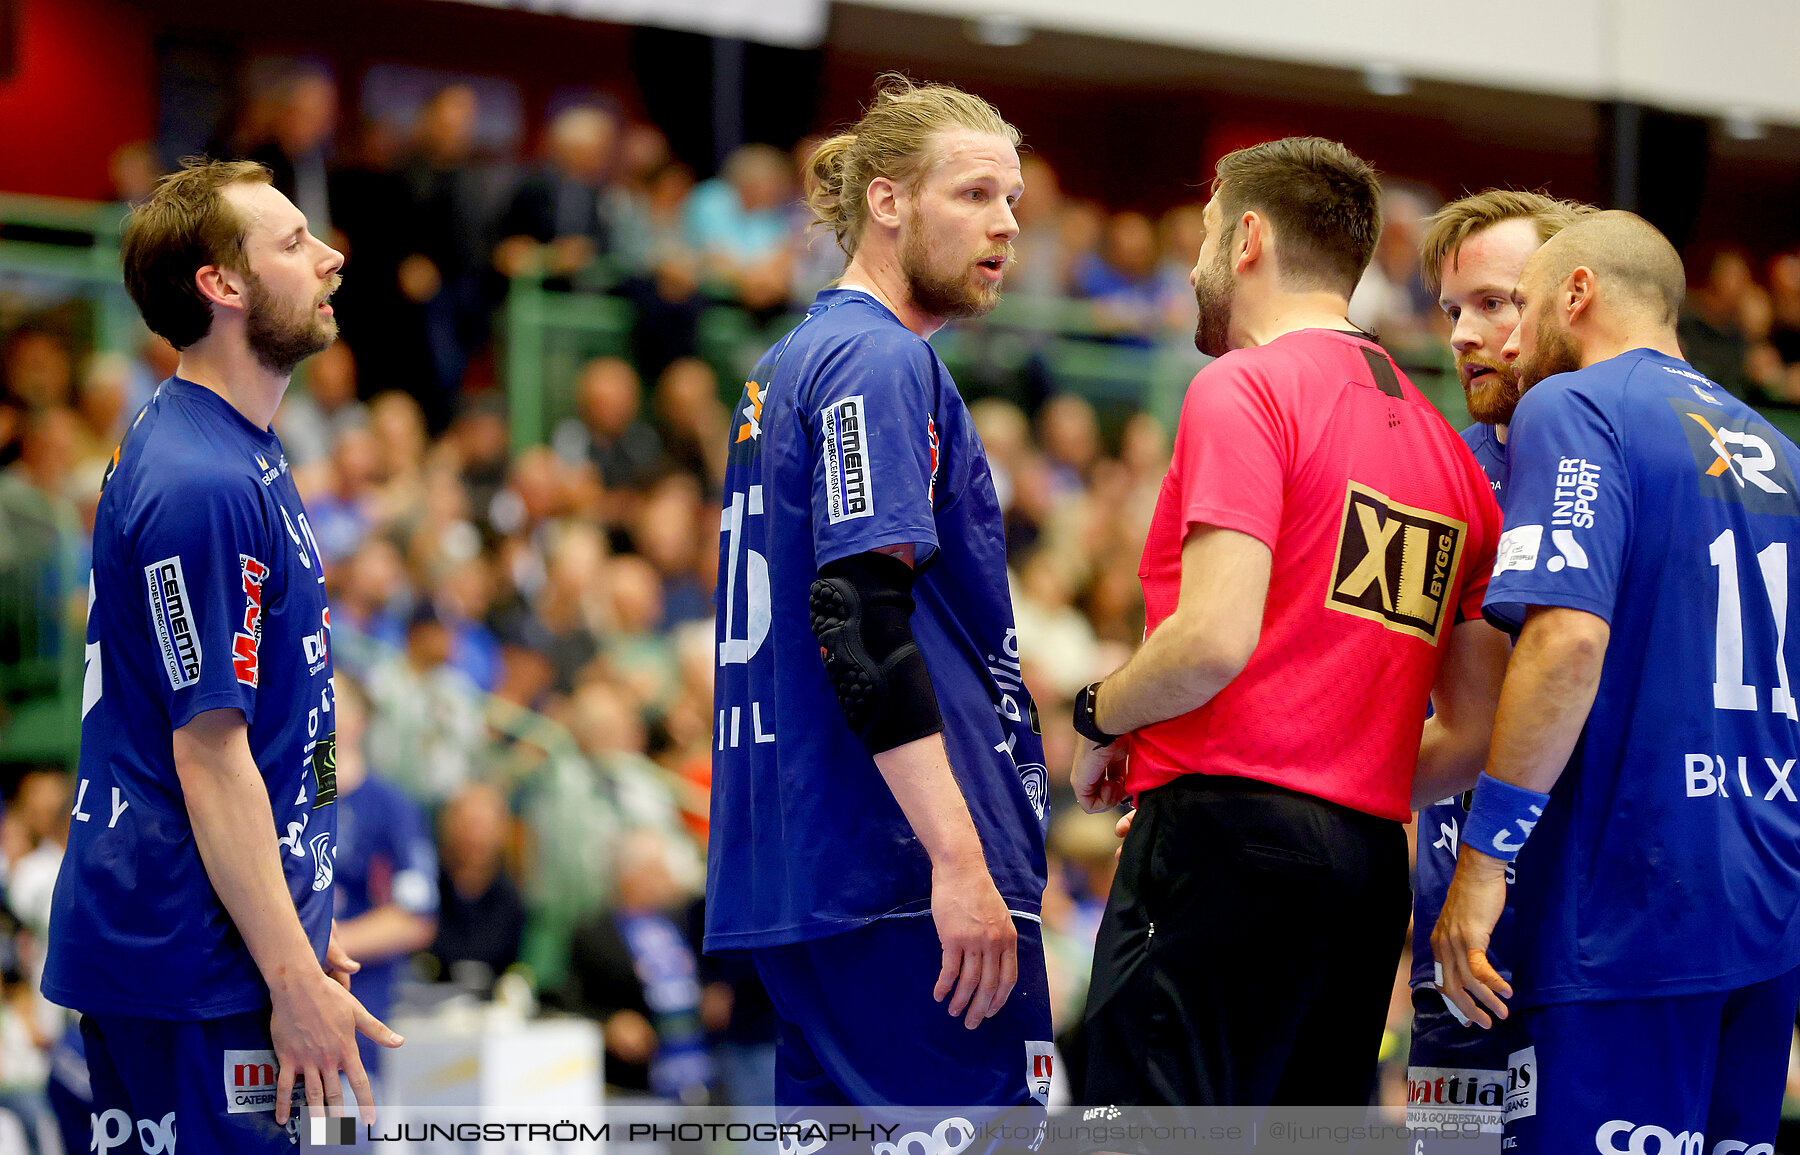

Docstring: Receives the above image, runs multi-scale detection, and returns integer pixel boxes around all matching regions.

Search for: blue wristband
[1461,773,1550,862]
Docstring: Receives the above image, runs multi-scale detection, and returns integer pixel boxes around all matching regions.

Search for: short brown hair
[1212,137,1382,298]
[805,74,1019,259]
[1419,189,1596,299]
[121,158,272,350]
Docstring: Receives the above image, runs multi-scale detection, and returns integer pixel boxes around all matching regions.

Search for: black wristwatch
[1072,680,1122,747]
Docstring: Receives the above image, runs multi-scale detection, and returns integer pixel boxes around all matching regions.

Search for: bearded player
[705,76,1053,1134]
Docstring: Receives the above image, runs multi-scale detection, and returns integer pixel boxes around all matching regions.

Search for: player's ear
[1565,266,1596,325]
[866,176,903,232]
[1235,211,1262,275]
[195,264,247,313]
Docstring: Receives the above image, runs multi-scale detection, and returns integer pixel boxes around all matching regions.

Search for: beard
[1458,354,1527,426]
[1192,241,1235,358]
[1516,316,1583,391]
[245,269,339,375]
[901,221,1006,321]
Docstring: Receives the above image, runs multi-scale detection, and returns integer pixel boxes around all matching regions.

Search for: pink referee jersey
[1125,329,1502,821]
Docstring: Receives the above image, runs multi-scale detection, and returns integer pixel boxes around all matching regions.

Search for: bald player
[1435,211,1800,1153]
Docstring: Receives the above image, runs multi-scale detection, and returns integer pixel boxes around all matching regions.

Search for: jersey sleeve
[1484,380,1632,631]
[806,331,942,568]
[132,472,274,729]
[1170,355,1291,549]
[1457,459,1504,624]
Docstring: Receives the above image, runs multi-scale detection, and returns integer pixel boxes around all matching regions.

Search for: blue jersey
[1412,421,1516,993]
[1485,348,1800,1007]
[334,774,437,1057]
[705,289,1049,951]
[44,377,338,1019]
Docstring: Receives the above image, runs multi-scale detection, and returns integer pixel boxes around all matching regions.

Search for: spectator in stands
[1074,212,1184,342]
[244,66,340,243]
[66,355,129,510]
[444,393,512,522]
[365,599,486,804]
[1157,205,1209,331]
[305,425,380,565]
[428,782,526,994]
[650,357,727,496]
[683,144,795,317]
[1009,155,1071,301]
[494,104,625,284]
[630,472,712,628]
[329,674,438,1085]
[1036,393,1102,495]
[553,356,662,490]
[328,535,412,672]
[275,339,365,470]
[613,158,705,381]
[1013,548,1102,702]
[532,521,610,693]
[0,409,83,552]
[400,84,495,431]
[563,828,711,1102]
[1770,252,1800,400]
[0,326,75,413]
[108,141,162,206]
[1349,184,1439,350]
[1679,248,1774,400]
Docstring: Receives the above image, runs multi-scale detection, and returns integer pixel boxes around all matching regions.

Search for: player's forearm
[1483,607,1609,793]
[1095,615,1250,735]
[872,733,991,877]
[334,907,438,963]
[1414,619,1512,809]
[172,713,323,996]
[1094,526,1269,735]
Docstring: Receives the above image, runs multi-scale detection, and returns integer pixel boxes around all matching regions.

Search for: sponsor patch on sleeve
[1493,524,1544,575]
[821,395,874,524]
[232,555,269,688]
[143,556,201,690]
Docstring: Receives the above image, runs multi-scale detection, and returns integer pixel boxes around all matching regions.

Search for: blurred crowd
[4,58,1800,1123]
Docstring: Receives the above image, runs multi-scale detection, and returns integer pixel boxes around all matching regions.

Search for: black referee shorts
[1081,772,1409,1107]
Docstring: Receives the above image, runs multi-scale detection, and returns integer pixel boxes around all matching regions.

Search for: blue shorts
[1505,964,1800,1154]
[82,1008,302,1155]
[1406,987,1514,1153]
[752,915,1052,1151]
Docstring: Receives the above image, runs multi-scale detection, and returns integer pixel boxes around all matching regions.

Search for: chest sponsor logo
[1502,1046,1535,1123]
[144,556,201,690]
[233,555,269,687]
[1326,481,1467,644]
[1673,400,1797,514]
[822,395,874,524]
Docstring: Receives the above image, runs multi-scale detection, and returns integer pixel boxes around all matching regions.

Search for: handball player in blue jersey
[1436,211,1800,1152]
[1405,191,1592,1148]
[42,160,399,1153]
[705,77,1053,1123]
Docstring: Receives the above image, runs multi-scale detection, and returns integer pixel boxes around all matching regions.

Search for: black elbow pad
[809,551,944,755]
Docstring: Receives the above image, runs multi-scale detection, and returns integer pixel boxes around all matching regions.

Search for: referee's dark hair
[1211,137,1382,299]
[120,158,273,351]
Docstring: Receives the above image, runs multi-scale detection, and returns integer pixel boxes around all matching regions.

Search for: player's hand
[270,968,403,1127]
[1114,808,1136,862]
[1431,847,1513,1029]
[930,862,1018,1030]
[1071,736,1128,813]
[325,920,360,992]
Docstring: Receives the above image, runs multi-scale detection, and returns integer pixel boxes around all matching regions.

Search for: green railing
[0,193,136,356]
